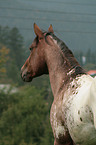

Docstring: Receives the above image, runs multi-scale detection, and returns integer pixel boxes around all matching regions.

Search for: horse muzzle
[21,68,33,82]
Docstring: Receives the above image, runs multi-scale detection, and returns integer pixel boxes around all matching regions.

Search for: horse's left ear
[34,23,43,38]
[48,24,54,33]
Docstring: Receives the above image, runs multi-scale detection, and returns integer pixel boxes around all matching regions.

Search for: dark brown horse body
[21,24,96,145]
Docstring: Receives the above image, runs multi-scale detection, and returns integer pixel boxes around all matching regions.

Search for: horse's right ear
[48,24,54,33]
[34,23,43,38]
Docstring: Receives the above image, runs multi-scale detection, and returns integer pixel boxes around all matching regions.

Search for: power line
[57,30,96,34]
[0,26,96,34]
[33,1,96,6]
[1,1,96,6]
[1,26,96,34]
[0,6,96,17]
[0,15,96,24]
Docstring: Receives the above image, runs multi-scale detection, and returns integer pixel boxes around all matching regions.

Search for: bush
[0,85,54,145]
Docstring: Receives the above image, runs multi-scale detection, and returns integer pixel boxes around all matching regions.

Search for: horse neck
[45,44,80,98]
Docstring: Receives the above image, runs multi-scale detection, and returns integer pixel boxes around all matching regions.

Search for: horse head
[21,23,53,82]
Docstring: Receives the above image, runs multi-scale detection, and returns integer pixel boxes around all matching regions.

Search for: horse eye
[29,47,33,51]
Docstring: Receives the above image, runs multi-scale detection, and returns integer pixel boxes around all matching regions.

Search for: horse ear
[48,24,54,33]
[34,23,43,38]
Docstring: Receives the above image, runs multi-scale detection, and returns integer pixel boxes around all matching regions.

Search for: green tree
[0,26,26,84]
[7,60,20,84]
[40,117,54,145]
[8,27,25,69]
[0,26,10,46]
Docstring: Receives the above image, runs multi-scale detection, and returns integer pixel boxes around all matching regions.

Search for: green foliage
[0,85,54,145]
[0,91,19,116]
[40,117,54,145]
[0,26,10,46]
[0,26,25,84]
[8,27,25,69]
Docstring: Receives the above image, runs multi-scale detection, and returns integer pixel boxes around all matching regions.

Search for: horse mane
[45,32,78,68]
[45,32,74,57]
[44,31,86,76]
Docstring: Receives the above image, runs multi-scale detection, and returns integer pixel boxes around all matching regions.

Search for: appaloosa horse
[21,24,96,145]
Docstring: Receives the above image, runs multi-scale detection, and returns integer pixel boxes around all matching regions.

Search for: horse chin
[22,75,33,82]
[25,77,33,82]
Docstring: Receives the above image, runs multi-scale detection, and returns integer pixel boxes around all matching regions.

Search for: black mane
[45,32,74,58]
[45,32,86,75]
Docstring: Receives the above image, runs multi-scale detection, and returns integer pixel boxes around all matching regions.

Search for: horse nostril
[20,69,23,76]
[27,71,31,75]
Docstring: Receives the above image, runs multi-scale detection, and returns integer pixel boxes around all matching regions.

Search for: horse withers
[21,23,96,145]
